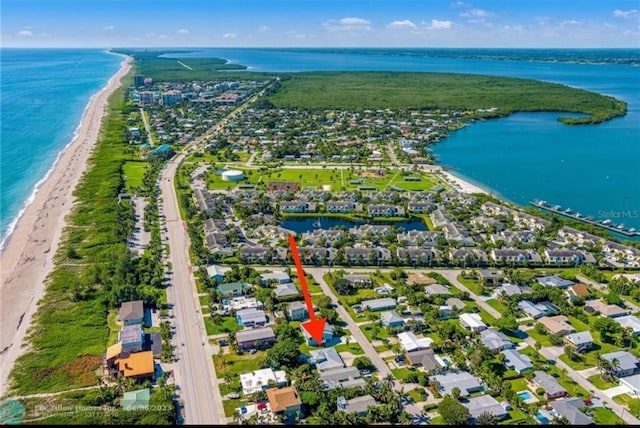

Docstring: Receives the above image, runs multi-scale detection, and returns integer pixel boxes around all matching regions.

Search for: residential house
[280,200,317,213]
[368,204,405,217]
[337,395,377,417]
[343,274,373,287]
[266,387,302,419]
[480,329,515,352]
[459,313,487,333]
[217,282,251,298]
[115,351,155,382]
[464,395,507,422]
[501,349,533,374]
[239,246,272,263]
[396,247,435,264]
[549,398,594,425]
[406,274,437,286]
[120,324,144,354]
[320,367,366,390]
[443,223,475,247]
[545,249,596,266]
[224,296,263,313]
[445,297,466,311]
[614,315,640,335]
[601,351,640,378]
[532,370,567,399]
[327,201,362,213]
[513,212,550,231]
[118,300,144,326]
[398,332,434,352]
[287,301,308,321]
[274,283,300,299]
[236,308,267,328]
[563,331,594,352]
[584,300,630,318]
[517,300,555,319]
[380,311,405,328]
[206,265,231,282]
[260,272,291,285]
[430,209,453,228]
[407,201,435,214]
[405,349,447,373]
[301,322,335,346]
[104,343,122,371]
[345,247,392,265]
[491,248,540,264]
[538,316,576,336]
[240,368,288,395]
[621,374,640,397]
[496,283,532,298]
[310,348,345,372]
[361,298,397,312]
[430,371,483,397]
[566,284,590,300]
[424,283,452,296]
[236,327,277,351]
[537,275,575,288]
[478,270,503,286]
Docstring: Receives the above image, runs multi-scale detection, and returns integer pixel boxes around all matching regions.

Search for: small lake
[280,216,428,234]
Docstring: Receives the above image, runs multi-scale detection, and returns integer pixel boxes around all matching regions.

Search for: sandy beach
[440,170,489,195]
[0,54,132,395]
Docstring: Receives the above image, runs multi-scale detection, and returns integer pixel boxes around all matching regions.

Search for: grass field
[590,407,626,425]
[456,275,486,296]
[268,72,626,125]
[213,351,267,378]
[206,166,442,192]
[204,315,241,336]
[122,160,149,192]
[587,374,618,390]
[335,342,365,355]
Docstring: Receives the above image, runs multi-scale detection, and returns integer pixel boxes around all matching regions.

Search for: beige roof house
[538,315,576,336]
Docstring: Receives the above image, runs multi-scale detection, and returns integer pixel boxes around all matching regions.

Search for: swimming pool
[535,411,550,425]
[517,390,533,400]
[443,358,451,365]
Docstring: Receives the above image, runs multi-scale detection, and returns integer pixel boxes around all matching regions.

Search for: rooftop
[266,387,302,413]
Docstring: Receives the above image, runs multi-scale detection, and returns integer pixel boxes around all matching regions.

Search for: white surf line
[177,60,193,70]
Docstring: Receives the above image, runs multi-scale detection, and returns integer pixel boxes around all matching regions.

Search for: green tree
[437,396,471,425]
[353,356,373,370]
[476,411,499,425]
[265,340,300,369]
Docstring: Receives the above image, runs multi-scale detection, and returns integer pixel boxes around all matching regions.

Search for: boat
[575,213,582,218]
[312,219,322,228]
[585,216,594,221]
[629,228,637,233]
[552,205,562,210]
[564,208,572,214]
[602,219,612,225]
[617,224,626,230]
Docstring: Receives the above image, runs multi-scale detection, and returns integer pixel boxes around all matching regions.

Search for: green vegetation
[587,374,618,390]
[122,160,149,193]
[213,351,266,378]
[590,407,626,425]
[614,394,640,417]
[269,72,627,125]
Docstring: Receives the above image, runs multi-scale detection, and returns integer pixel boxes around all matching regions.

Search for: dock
[530,200,639,237]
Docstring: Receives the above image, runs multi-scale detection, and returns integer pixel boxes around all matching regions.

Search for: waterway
[280,216,428,234]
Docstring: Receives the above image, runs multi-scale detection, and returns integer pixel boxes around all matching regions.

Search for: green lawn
[408,388,427,403]
[587,374,618,390]
[548,366,590,398]
[590,407,626,425]
[122,161,149,192]
[429,416,444,425]
[335,342,365,355]
[223,399,248,417]
[213,351,267,378]
[614,394,640,417]
[392,367,416,382]
[361,323,389,342]
[567,316,591,332]
[486,299,506,314]
[456,275,486,296]
[526,328,554,347]
[508,377,531,394]
[559,354,595,371]
[106,309,120,346]
[204,315,241,336]
[503,408,533,425]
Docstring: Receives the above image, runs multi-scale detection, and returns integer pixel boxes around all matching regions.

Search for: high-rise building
[134,75,145,87]
[161,90,182,105]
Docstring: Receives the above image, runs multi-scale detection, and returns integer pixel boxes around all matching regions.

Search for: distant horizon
[2,46,640,50]
[3,0,639,49]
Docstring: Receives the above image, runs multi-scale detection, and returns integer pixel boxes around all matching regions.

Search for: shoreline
[0,54,132,395]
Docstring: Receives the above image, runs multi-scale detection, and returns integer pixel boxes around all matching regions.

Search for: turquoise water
[517,391,533,400]
[0,49,122,245]
[535,411,550,425]
[168,47,640,232]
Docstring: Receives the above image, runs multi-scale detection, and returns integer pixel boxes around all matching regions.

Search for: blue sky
[2,0,639,48]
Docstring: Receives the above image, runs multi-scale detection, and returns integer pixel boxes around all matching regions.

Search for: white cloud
[450,1,466,8]
[159,34,168,39]
[223,33,237,38]
[560,20,581,26]
[17,29,33,37]
[387,20,417,29]
[177,28,190,34]
[426,19,453,30]
[104,25,115,30]
[258,25,270,32]
[461,8,493,18]
[613,9,638,18]
[323,16,372,32]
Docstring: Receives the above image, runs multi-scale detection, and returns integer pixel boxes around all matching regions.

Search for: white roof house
[398,332,434,352]
[615,315,640,334]
[459,313,487,332]
[240,368,287,395]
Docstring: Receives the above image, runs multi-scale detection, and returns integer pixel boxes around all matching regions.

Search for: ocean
[0,49,122,246]
[1,48,639,244]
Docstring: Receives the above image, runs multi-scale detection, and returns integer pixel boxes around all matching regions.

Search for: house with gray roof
[532,370,567,399]
[380,311,405,328]
[405,349,446,373]
[501,349,533,374]
[236,308,267,328]
[464,394,507,422]
[361,298,397,312]
[445,297,465,311]
[480,329,514,352]
[602,351,640,377]
[120,323,144,353]
[217,282,252,298]
[478,270,503,285]
[614,315,640,335]
[430,371,483,397]
[563,331,593,352]
[496,283,532,298]
[118,300,144,326]
[338,395,377,417]
[310,348,345,372]
[236,327,276,351]
[518,300,558,319]
[287,301,308,321]
[550,398,593,425]
[343,274,372,287]
[319,367,364,389]
[260,271,291,285]
[273,283,300,299]
[537,275,575,288]
[424,284,452,296]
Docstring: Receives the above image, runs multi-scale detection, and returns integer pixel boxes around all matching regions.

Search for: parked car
[250,348,257,354]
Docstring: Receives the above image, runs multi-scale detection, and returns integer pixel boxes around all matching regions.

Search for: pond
[280,216,428,234]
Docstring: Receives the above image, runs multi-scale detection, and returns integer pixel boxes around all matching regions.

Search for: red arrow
[288,235,326,346]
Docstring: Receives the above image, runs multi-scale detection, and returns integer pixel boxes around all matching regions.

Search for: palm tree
[476,411,498,425]
[383,373,396,389]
